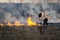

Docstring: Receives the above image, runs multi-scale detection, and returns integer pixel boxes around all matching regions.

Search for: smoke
[0,3,60,23]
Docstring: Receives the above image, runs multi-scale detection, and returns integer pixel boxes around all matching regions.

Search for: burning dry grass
[0,17,41,27]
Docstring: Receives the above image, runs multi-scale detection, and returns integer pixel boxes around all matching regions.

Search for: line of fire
[0,17,40,27]
[0,12,50,27]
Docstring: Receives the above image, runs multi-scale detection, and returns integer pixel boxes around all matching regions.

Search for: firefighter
[43,13,48,26]
[43,18,48,25]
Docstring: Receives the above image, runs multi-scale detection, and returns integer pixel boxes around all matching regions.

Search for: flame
[14,21,24,26]
[7,22,13,26]
[0,17,41,27]
[26,17,37,26]
[0,23,4,26]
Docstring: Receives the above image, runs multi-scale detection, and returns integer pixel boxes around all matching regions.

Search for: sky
[0,3,60,23]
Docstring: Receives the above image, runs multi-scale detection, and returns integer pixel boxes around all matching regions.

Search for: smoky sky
[48,3,60,13]
[0,3,60,22]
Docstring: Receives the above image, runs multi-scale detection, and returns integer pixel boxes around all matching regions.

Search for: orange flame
[14,21,24,26]
[0,17,41,27]
[7,22,13,26]
[0,23,4,26]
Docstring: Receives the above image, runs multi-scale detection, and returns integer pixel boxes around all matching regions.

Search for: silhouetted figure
[43,18,48,25]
